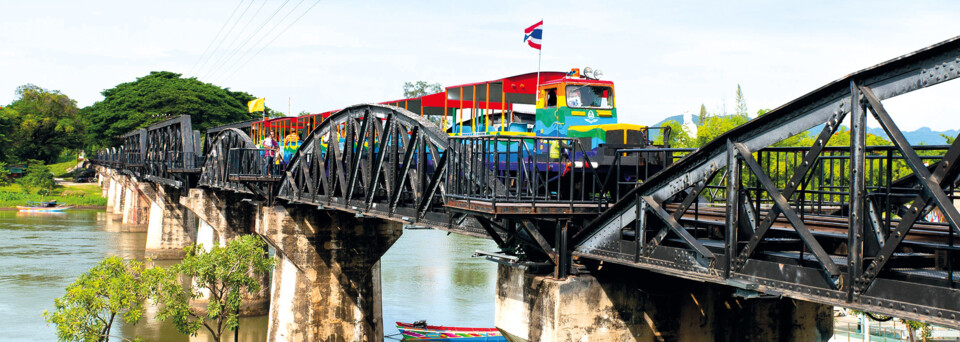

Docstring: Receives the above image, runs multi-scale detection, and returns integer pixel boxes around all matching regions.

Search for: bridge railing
[446,135,609,215]
[165,151,204,172]
[226,148,283,181]
[123,152,142,166]
[602,147,695,203]
[692,145,953,218]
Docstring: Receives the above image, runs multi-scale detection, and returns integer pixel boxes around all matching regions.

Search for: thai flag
[523,20,542,50]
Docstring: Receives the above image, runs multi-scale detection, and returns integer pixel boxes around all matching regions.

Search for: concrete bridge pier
[112,176,124,214]
[256,205,403,342]
[181,188,269,316]
[97,168,109,197]
[496,263,833,342]
[120,177,149,225]
[144,184,197,259]
[105,172,118,213]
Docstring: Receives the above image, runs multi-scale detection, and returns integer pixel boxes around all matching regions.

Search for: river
[0,209,499,341]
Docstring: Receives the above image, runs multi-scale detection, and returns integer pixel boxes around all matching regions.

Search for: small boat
[17,200,72,212]
[396,321,506,341]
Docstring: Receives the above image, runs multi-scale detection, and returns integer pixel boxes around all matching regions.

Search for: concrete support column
[196,220,222,250]
[257,205,402,342]
[121,182,139,224]
[105,176,117,213]
[112,177,124,213]
[495,264,834,342]
[181,188,269,316]
[144,184,197,259]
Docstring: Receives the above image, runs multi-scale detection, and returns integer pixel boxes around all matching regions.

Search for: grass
[0,182,106,208]
[49,158,80,178]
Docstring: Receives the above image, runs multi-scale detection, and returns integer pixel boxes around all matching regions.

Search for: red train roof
[307,71,572,119]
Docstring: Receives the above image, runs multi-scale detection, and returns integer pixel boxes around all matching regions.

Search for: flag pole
[534,19,542,101]
[535,48,541,97]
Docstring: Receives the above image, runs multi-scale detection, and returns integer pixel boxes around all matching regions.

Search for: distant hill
[651,114,957,146]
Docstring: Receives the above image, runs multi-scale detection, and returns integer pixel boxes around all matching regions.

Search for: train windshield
[566,85,613,109]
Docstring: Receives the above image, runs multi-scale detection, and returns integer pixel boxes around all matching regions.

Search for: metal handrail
[446,135,608,208]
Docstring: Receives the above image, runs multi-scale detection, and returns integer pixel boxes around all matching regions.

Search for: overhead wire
[198,0,274,80]
[210,0,309,83]
[188,0,248,77]
[217,0,323,83]
[194,0,257,78]
[202,0,295,81]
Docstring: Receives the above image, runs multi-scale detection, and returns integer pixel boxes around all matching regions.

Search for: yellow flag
[248,98,265,113]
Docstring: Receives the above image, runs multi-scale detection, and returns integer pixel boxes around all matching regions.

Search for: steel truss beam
[574,36,960,327]
[276,104,462,233]
[197,128,256,193]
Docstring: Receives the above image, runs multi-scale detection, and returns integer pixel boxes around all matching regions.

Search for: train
[247,67,674,180]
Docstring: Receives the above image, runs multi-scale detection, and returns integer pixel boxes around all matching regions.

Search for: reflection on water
[1,210,499,341]
[381,229,499,335]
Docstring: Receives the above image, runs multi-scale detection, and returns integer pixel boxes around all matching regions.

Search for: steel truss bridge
[91,36,960,328]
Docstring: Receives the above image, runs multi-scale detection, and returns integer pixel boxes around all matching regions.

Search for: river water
[0,209,499,341]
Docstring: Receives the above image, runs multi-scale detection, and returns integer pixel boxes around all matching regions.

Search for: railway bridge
[91,36,960,341]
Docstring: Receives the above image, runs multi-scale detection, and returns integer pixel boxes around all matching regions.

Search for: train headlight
[581,67,602,80]
[582,66,594,79]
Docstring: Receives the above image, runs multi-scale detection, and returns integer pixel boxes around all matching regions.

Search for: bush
[18,160,55,195]
[0,162,10,186]
[44,257,149,342]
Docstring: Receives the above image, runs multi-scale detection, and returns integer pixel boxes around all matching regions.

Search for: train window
[566,85,613,109]
[545,88,558,107]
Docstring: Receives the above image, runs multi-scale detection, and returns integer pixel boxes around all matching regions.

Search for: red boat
[396,321,506,341]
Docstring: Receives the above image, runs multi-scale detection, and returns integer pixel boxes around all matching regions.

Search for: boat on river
[16,200,72,212]
[396,321,506,341]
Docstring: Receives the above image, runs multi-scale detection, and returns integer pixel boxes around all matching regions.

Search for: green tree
[942,133,956,145]
[901,318,932,342]
[43,257,149,342]
[697,104,708,127]
[19,160,55,195]
[693,113,750,148]
[658,120,693,148]
[0,162,10,186]
[152,235,274,341]
[402,81,444,126]
[81,71,272,148]
[5,84,84,163]
[735,84,748,117]
[0,106,15,161]
[402,81,442,98]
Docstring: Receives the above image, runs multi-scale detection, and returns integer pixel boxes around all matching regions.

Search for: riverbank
[0,183,106,209]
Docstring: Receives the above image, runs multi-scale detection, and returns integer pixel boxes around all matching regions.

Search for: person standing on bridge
[261,131,279,176]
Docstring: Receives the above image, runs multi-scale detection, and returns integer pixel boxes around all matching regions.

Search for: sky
[2,0,960,131]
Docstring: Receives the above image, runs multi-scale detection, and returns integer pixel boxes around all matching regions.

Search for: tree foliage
[402,81,444,126]
[152,235,274,341]
[942,133,956,145]
[658,120,693,147]
[19,160,55,195]
[0,107,15,162]
[81,71,267,148]
[44,257,149,342]
[402,81,442,98]
[0,162,10,186]
[735,84,748,117]
[4,84,84,163]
